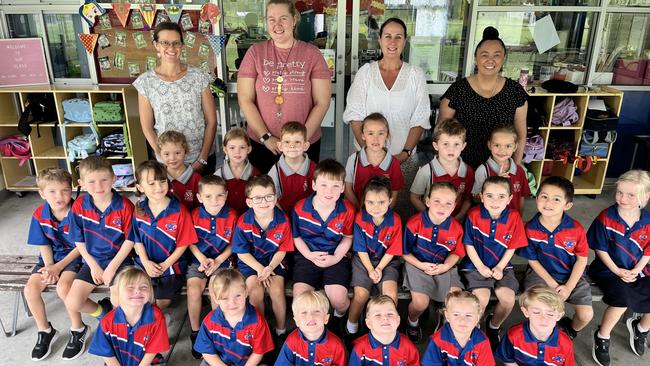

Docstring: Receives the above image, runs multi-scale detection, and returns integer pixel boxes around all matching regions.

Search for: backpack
[0,135,31,166]
[96,131,127,157]
[18,93,57,137]
[67,134,97,161]
[93,101,125,124]
[62,98,93,123]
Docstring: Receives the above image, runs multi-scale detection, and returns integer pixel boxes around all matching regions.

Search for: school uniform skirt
[589,260,650,313]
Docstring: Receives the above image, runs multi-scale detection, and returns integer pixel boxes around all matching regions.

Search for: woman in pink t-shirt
[237,0,332,173]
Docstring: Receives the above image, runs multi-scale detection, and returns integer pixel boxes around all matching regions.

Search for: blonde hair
[617,169,650,207]
[292,290,330,315]
[223,128,251,148]
[210,268,246,302]
[157,130,189,154]
[519,285,564,313]
[489,124,518,142]
[362,113,390,136]
[366,295,397,313]
[78,156,113,179]
[444,291,482,316]
[280,121,307,140]
[37,168,72,190]
[115,267,154,304]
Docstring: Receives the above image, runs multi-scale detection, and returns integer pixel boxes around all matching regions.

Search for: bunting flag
[79,0,106,27]
[163,4,183,24]
[112,3,131,28]
[138,4,157,28]
[200,3,221,25]
[207,34,226,56]
[78,33,99,54]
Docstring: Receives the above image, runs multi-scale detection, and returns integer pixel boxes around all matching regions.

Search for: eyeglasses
[248,194,276,204]
[157,40,183,49]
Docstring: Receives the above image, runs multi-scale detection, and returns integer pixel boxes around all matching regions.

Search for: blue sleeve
[27,215,48,246]
[495,332,515,363]
[291,210,301,238]
[518,237,538,260]
[348,348,363,366]
[88,322,114,358]
[403,224,417,255]
[67,208,84,244]
[273,343,295,366]
[231,226,250,254]
[421,338,444,366]
[352,222,367,253]
[587,216,609,252]
[462,216,476,247]
[127,214,141,243]
[194,321,216,355]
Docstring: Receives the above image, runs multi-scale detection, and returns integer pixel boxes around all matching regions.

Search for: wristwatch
[402,148,413,157]
[196,158,208,166]
[259,132,272,143]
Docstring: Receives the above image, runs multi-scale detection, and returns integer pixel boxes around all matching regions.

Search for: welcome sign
[0,38,50,86]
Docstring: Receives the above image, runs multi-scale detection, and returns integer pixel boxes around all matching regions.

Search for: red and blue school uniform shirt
[422,322,495,366]
[215,160,260,215]
[410,156,475,217]
[169,165,201,211]
[268,154,316,214]
[275,328,346,366]
[194,302,274,366]
[28,201,80,265]
[459,205,527,271]
[232,206,294,276]
[68,191,134,268]
[349,332,419,366]
[496,321,575,366]
[520,213,589,283]
[344,149,404,203]
[291,194,355,255]
[403,211,465,264]
[191,204,238,266]
[128,197,197,276]
[471,157,531,212]
[353,209,403,261]
[89,303,169,366]
[587,205,650,277]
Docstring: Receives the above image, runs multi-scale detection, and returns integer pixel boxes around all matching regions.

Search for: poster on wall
[0,38,50,86]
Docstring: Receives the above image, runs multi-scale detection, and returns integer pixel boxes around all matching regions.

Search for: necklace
[272,40,295,108]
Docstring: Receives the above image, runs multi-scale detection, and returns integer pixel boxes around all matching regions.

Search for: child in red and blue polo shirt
[89,267,169,366]
[158,130,202,210]
[519,176,592,340]
[195,269,274,366]
[496,285,575,366]
[233,175,294,340]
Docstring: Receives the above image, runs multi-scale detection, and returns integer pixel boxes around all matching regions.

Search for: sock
[408,317,419,327]
[90,304,103,318]
[597,332,610,340]
[346,321,358,334]
[637,323,649,333]
[276,328,286,336]
[333,310,345,318]
[41,327,52,334]
[70,326,85,333]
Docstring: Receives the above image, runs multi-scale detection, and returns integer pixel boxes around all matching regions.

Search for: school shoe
[190,331,202,359]
[151,353,166,365]
[485,314,500,350]
[31,323,57,361]
[626,317,648,356]
[406,323,422,343]
[61,324,89,360]
[592,328,611,366]
[558,316,578,340]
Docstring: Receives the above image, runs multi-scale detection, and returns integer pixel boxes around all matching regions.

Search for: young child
[410,118,474,221]
[129,161,197,310]
[274,291,347,366]
[215,128,260,215]
[158,130,202,210]
[471,125,530,213]
[233,175,294,340]
[187,175,237,359]
[496,285,575,366]
[194,268,274,366]
[346,176,403,339]
[89,267,169,366]
[460,176,527,349]
[291,159,355,332]
[588,170,650,366]
[519,176,593,340]
[64,156,135,360]
[403,182,466,343]
[25,168,82,361]
[267,121,316,214]
[349,295,420,366]
[344,113,404,209]
[422,291,495,366]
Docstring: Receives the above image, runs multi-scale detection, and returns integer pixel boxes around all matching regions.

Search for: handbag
[579,141,609,157]
[67,134,97,161]
[0,135,31,166]
[62,98,93,123]
[93,101,125,124]
[18,93,57,137]
[523,134,544,163]
[584,109,619,132]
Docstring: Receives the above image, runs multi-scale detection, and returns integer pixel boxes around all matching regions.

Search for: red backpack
[0,135,31,166]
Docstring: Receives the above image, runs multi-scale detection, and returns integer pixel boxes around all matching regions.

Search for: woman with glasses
[237,0,332,173]
[133,22,218,174]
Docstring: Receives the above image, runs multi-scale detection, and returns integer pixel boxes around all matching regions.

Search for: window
[44,14,90,79]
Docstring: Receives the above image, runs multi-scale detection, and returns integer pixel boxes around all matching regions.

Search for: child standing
[89,267,169,366]
[349,295,420,366]
[403,182,466,343]
[274,291,347,366]
[422,291,495,366]
[344,113,404,209]
[267,121,316,214]
[25,169,82,361]
[129,161,197,310]
[460,176,527,349]
[346,176,403,339]
[589,170,650,366]
[187,175,237,359]
[233,175,294,340]
[158,130,202,210]
[519,176,593,339]
[215,128,260,215]
[194,268,274,366]
[471,125,530,213]
[496,285,575,366]
[64,156,135,360]
[410,118,474,221]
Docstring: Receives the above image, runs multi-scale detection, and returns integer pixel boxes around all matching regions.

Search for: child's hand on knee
[491,267,504,280]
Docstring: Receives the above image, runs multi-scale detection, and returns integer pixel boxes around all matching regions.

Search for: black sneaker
[96,297,113,320]
[152,353,166,365]
[190,330,202,359]
[61,324,88,360]
[593,328,611,366]
[485,314,500,350]
[406,323,422,343]
[626,317,648,356]
[31,324,57,361]
[558,316,578,340]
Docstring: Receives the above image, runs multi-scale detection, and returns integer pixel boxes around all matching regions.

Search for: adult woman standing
[133,22,218,174]
[438,26,528,169]
[237,0,332,173]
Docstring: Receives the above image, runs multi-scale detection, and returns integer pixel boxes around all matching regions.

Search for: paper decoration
[138,4,157,28]
[78,33,99,54]
[155,12,170,26]
[97,34,111,49]
[99,56,111,71]
[98,13,112,30]
[112,3,131,28]
[180,13,193,31]
[200,3,221,25]
[79,0,106,27]
[533,15,560,54]
[131,11,144,29]
[163,4,183,24]
[207,34,226,56]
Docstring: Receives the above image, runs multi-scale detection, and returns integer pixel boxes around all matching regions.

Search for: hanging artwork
[138,4,157,29]
[207,34,226,56]
[200,3,221,25]
[79,33,99,54]
[79,0,106,27]
[180,12,194,31]
[163,4,183,24]
[112,3,131,28]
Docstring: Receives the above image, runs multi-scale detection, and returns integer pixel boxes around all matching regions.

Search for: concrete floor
[0,185,648,365]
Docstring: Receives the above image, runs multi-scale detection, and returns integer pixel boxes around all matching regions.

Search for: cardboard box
[613,59,647,85]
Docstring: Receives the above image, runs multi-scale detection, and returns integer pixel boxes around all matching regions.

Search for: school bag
[93,101,125,124]
[18,93,57,137]
[67,134,97,161]
[96,131,128,157]
[523,134,544,163]
[0,135,31,166]
[551,98,579,127]
[62,98,93,123]
[111,163,135,188]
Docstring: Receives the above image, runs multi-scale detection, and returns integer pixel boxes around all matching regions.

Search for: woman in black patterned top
[438,27,528,169]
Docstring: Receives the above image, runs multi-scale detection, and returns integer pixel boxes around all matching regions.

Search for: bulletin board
[91,8,217,84]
